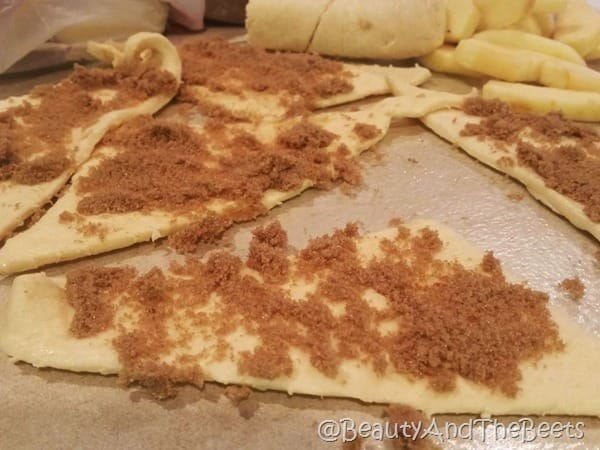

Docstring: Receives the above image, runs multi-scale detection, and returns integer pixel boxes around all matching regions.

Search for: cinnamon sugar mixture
[558,277,585,302]
[72,114,362,251]
[386,404,436,450]
[178,39,353,114]
[66,221,562,398]
[461,98,600,221]
[0,62,177,186]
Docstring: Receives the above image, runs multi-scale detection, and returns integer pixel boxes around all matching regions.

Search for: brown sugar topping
[67,220,563,398]
[71,113,364,246]
[461,98,600,222]
[353,123,381,141]
[246,221,290,283]
[386,404,436,450]
[167,213,233,254]
[66,266,136,338]
[277,120,337,150]
[178,39,353,114]
[224,385,251,405]
[558,277,585,302]
[0,62,177,187]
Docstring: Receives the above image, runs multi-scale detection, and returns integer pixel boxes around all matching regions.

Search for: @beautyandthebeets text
[317,417,585,444]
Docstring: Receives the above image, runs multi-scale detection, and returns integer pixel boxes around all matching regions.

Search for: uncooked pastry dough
[0,33,181,240]
[246,0,332,52]
[0,87,470,274]
[1,221,598,417]
[185,64,432,122]
[246,0,447,59]
[422,109,600,242]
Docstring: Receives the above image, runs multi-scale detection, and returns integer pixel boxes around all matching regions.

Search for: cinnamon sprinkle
[71,113,366,248]
[558,277,585,302]
[246,221,289,283]
[178,39,353,114]
[168,213,233,254]
[66,266,135,338]
[353,123,381,141]
[0,62,177,186]
[224,385,251,405]
[67,220,563,398]
[461,98,600,221]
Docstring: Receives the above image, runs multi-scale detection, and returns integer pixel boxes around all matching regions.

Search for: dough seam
[304,0,336,52]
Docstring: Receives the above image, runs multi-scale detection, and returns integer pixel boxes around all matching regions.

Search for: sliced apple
[475,0,535,30]
[532,0,567,13]
[586,44,600,60]
[510,14,543,35]
[554,0,600,57]
[455,39,546,82]
[482,79,600,122]
[418,46,483,78]
[446,0,481,42]
[473,30,586,65]
[534,12,556,37]
[539,58,600,90]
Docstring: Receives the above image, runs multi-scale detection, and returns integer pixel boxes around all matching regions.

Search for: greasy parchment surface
[1,38,600,450]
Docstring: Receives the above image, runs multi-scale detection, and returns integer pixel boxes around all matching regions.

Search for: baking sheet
[1,32,599,450]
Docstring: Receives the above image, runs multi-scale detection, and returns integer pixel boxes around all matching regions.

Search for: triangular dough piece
[422,106,600,242]
[0,32,181,240]
[0,107,387,274]
[1,220,597,417]
[0,89,469,275]
[184,64,432,122]
[178,39,431,121]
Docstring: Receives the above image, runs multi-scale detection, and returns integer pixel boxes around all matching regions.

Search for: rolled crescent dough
[246,0,332,52]
[246,0,447,59]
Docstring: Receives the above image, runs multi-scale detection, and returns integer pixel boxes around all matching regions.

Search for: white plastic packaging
[0,0,205,73]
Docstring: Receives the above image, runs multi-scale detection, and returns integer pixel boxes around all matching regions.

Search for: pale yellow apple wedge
[475,0,535,30]
[532,0,567,13]
[418,46,483,78]
[534,12,556,37]
[473,29,586,65]
[510,14,543,34]
[455,39,546,82]
[482,80,600,122]
[555,0,600,57]
[445,0,480,42]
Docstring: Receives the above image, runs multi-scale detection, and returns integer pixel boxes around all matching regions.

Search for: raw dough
[1,221,598,417]
[246,0,446,59]
[0,33,181,239]
[0,87,469,274]
[422,109,600,242]
[185,64,432,122]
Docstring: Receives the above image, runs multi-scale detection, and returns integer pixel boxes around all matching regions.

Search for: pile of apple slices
[419,0,600,122]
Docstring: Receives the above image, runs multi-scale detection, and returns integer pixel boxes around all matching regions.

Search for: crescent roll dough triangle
[422,105,600,242]
[1,220,598,417]
[0,32,181,240]
[0,88,469,275]
[178,39,432,121]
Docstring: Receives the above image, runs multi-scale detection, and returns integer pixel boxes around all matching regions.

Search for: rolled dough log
[246,0,446,59]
